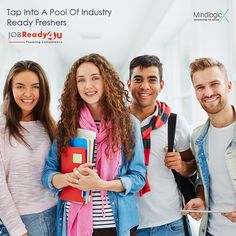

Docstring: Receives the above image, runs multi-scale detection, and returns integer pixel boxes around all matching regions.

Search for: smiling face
[128,66,164,114]
[192,66,232,114]
[12,71,40,120]
[76,62,104,111]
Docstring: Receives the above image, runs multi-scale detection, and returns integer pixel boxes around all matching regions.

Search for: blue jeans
[0,206,56,236]
[206,232,214,236]
[0,224,8,236]
[137,218,186,236]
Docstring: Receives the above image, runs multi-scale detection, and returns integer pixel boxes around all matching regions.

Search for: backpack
[168,113,197,236]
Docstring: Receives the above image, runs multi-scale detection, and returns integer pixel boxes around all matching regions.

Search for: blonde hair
[189,57,228,80]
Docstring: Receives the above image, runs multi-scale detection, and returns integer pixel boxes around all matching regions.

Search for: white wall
[132,0,235,129]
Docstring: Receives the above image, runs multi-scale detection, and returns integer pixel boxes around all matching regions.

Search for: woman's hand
[75,163,95,176]
[52,172,78,189]
[66,163,124,192]
[63,163,95,186]
[67,164,104,191]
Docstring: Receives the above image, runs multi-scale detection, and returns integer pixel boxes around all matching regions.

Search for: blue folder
[70,137,87,151]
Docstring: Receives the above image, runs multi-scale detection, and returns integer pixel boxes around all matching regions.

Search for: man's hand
[222,207,236,222]
[182,197,205,221]
[164,147,196,176]
[164,147,185,173]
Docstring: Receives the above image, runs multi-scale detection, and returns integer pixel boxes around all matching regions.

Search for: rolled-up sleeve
[118,116,146,196]
[41,141,61,193]
[191,133,203,188]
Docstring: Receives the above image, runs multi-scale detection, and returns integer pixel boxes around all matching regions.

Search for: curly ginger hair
[57,53,134,160]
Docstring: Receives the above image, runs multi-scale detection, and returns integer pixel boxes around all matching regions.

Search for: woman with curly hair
[0,60,57,236]
[42,53,146,236]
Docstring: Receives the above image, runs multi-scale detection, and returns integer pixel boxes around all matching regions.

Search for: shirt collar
[140,105,159,127]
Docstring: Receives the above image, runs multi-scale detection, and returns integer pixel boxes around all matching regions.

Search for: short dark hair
[129,55,163,81]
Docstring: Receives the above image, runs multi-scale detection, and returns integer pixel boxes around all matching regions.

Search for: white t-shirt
[207,121,236,235]
[137,108,190,229]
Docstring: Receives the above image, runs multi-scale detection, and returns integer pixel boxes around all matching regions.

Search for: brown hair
[57,53,134,160]
[189,57,228,80]
[3,60,56,146]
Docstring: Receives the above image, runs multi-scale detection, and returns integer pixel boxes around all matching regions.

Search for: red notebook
[60,146,86,203]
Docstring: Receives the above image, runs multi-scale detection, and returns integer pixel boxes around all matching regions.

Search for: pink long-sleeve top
[0,114,57,236]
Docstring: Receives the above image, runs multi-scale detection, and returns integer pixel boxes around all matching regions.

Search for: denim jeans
[0,206,56,236]
[0,224,8,236]
[206,232,214,236]
[137,218,186,236]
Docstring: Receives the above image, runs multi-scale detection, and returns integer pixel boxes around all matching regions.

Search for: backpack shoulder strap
[168,113,182,190]
[168,112,191,236]
[168,113,177,152]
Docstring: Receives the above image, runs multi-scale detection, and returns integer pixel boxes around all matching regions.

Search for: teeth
[22,100,33,103]
[85,92,96,96]
[139,93,150,97]
[204,97,218,103]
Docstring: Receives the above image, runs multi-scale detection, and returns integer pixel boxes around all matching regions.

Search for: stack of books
[60,128,96,204]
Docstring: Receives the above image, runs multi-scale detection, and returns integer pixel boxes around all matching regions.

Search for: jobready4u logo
[21,31,63,40]
[219,9,229,22]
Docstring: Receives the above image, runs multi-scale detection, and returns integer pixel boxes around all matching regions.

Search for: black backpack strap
[168,113,176,152]
[168,113,182,194]
[168,113,190,236]
[168,113,181,189]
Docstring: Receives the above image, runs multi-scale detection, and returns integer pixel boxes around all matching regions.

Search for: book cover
[60,146,86,203]
[77,128,96,163]
[71,137,88,150]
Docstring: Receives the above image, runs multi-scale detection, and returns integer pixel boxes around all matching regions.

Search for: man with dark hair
[128,55,197,236]
[186,57,236,236]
